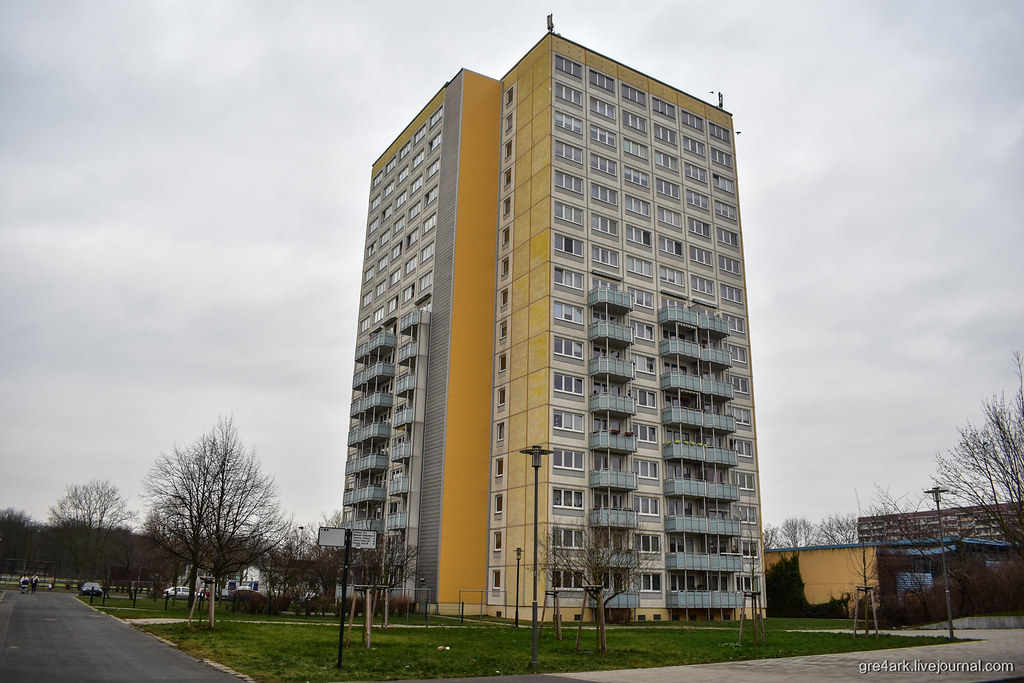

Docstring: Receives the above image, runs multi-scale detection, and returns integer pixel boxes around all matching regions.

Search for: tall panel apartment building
[345,33,763,621]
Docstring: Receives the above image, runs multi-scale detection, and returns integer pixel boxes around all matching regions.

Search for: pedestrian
[31,575,39,593]
[20,575,28,593]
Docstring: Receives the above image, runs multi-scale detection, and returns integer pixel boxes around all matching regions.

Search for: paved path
[0,589,242,682]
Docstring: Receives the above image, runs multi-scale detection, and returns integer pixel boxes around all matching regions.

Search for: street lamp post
[520,445,552,670]
[925,486,955,639]
[514,547,522,627]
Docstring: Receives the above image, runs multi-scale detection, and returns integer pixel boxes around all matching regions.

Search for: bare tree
[936,352,1024,560]
[776,517,819,548]
[761,523,779,550]
[47,479,134,578]
[817,512,859,545]
[545,523,657,654]
[351,534,418,627]
[142,417,288,627]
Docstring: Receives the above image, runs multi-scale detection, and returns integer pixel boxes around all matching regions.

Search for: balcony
[697,313,730,338]
[395,373,416,398]
[701,346,732,370]
[704,414,736,433]
[344,518,384,533]
[589,431,637,453]
[664,552,742,572]
[346,453,389,475]
[343,485,386,506]
[589,393,636,417]
[664,516,741,536]
[658,306,700,328]
[706,482,740,500]
[397,341,418,366]
[589,320,633,348]
[393,406,414,429]
[388,476,410,496]
[662,442,737,467]
[659,338,701,363]
[588,356,635,381]
[354,332,397,363]
[400,309,428,335]
[588,469,638,490]
[352,362,395,390]
[660,371,702,393]
[589,508,638,528]
[701,378,734,400]
[386,513,407,530]
[588,287,633,314]
[350,392,393,418]
[666,590,743,609]
[587,592,639,609]
[661,407,704,430]
[663,478,739,501]
[391,441,413,462]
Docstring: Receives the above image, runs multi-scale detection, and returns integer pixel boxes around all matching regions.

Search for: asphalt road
[0,589,240,682]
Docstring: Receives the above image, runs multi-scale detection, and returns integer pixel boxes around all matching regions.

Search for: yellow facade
[764,546,878,606]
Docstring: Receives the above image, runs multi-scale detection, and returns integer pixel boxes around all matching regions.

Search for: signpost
[319,527,376,669]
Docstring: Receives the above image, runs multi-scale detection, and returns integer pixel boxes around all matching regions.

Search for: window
[493,531,503,552]
[504,141,512,159]
[659,236,684,257]
[686,190,709,210]
[496,424,506,444]
[590,97,616,120]
[404,256,418,274]
[683,137,705,156]
[554,266,584,290]
[555,55,582,78]
[402,284,414,302]
[359,317,369,332]
[709,121,731,143]
[554,372,584,395]
[554,202,584,225]
[408,201,421,220]
[497,387,506,407]
[500,257,510,277]
[634,496,659,516]
[375,280,387,296]
[624,195,650,217]
[553,336,584,359]
[711,148,733,168]
[590,125,616,148]
[624,112,647,133]
[494,494,503,514]
[620,167,647,188]
[631,321,654,341]
[714,200,737,220]
[653,123,677,144]
[553,488,584,510]
[552,569,585,589]
[368,217,379,234]
[412,150,425,168]
[626,256,652,277]
[681,110,704,131]
[553,449,584,470]
[591,245,619,267]
[730,344,748,364]
[652,97,675,119]
[641,573,662,591]
[554,234,584,257]
[634,460,659,479]
[635,423,658,443]
[655,151,678,172]
[684,162,707,183]
[742,540,759,558]
[364,266,375,283]
[734,472,755,491]
[690,275,714,296]
[659,266,684,286]
[722,284,744,304]
[422,214,437,234]
[385,156,397,175]
[731,375,749,395]
[726,314,746,335]
[555,170,584,194]
[737,505,758,524]
[555,111,583,134]
[655,178,680,200]
[428,133,442,153]
[719,255,741,275]
[591,214,618,236]
[555,82,583,106]
[629,287,653,308]
[621,83,645,105]
[555,141,583,164]
[690,246,713,266]
[633,353,655,374]
[419,271,433,290]
[733,407,752,426]
[689,217,711,238]
[372,171,383,188]
[657,207,682,228]
[554,302,584,324]
[499,288,509,308]
[718,227,739,248]
[553,527,584,548]
[625,225,652,247]
[623,138,648,160]
[734,439,753,458]
[553,411,584,433]
[590,153,617,175]
[425,187,438,206]
[632,389,657,408]
[713,174,735,193]
[499,320,507,340]
[589,69,614,91]
[590,183,618,206]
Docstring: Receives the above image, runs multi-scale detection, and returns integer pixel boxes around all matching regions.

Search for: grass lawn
[88,597,956,683]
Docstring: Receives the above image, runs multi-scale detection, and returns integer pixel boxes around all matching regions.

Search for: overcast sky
[2,0,1022,533]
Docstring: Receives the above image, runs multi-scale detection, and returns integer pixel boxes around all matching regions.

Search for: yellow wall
[437,71,502,604]
[764,547,878,606]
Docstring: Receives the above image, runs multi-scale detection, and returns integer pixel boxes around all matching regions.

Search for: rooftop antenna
[709,90,724,109]
[547,14,554,33]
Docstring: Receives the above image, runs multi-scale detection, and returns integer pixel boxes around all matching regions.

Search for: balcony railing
[391,442,413,462]
[659,338,701,362]
[589,393,636,416]
[386,513,407,530]
[589,431,637,453]
[664,515,741,536]
[349,392,394,417]
[660,371,702,393]
[354,332,397,363]
[588,287,633,313]
[399,309,428,335]
[388,477,410,496]
[395,373,416,397]
[664,552,743,572]
[666,590,743,609]
[663,479,739,501]
[588,356,635,381]
[397,342,418,366]
[343,518,384,533]
[346,453,389,475]
[352,362,395,390]
[589,320,633,348]
[346,422,391,446]
[661,443,738,467]
[701,346,732,369]
[342,485,386,506]
[661,407,704,429]
[704,414,736,433]
[702,378,734,400]
[393,407,413,429]
[589,508,638,528]
[588,469,638,490]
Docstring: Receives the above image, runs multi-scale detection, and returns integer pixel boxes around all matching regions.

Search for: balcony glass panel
[589,393,636,416]
[588,508,638,527]
[589,431,637,453]
[588,356,635,380]
[588,321,633,347]
[588,469,638,490]
[588,287,633,313]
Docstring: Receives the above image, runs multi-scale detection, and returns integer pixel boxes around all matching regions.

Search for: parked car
[163,586,190,599]
[80,582,103,597]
